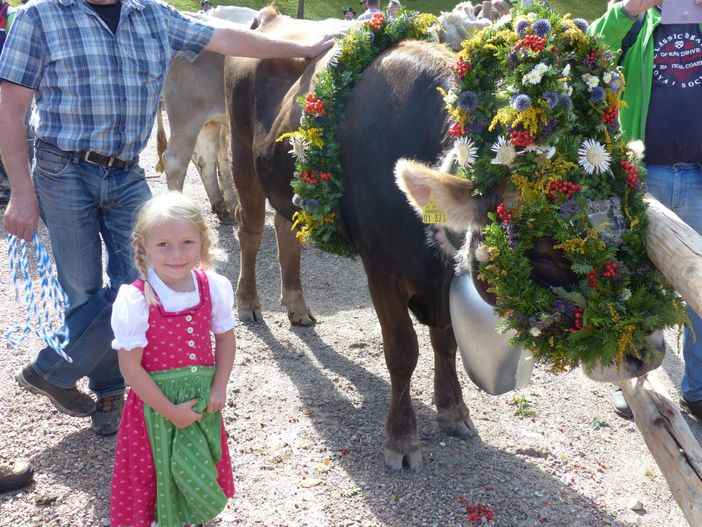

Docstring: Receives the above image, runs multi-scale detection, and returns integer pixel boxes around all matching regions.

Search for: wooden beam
[645,194,702,318]
[620,372,702,527]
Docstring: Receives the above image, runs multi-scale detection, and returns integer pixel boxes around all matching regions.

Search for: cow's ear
[395,158,478,231]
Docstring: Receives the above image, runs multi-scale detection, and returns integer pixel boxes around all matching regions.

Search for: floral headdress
[280,9,437,257]
[444,3,686,372]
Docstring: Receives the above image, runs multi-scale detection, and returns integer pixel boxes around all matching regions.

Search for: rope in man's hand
[5,233,72,362]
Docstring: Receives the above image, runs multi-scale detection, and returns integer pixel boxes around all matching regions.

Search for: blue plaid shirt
[0,0,214,160]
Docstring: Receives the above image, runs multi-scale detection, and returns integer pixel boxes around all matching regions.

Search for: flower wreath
[280,9,438,257]
[443,3,687,373]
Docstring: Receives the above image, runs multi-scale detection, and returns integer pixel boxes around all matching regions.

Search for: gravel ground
[1,120,701,527]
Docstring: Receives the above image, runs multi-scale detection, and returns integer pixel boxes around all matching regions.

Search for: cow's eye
[529,252,553,263]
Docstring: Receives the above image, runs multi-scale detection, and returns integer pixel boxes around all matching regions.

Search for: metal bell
[449,271,534,395]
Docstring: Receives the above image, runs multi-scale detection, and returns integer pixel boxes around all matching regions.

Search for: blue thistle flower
[559,199,580,218]
[303,199,320,211]
[572,18,589,32]
[590,86,606,103]
[543,90,559,109]
[559,93,573,110]
[515,19,530,38]
[507,51,522,69]
[458,90,479,113]
[533,19,551,37]
[607,72,623,93]
[512,94,532,111]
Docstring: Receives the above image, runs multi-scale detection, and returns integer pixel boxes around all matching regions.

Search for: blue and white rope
[5,233,72,362]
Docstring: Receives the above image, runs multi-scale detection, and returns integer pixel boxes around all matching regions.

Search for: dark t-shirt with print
[645,22,702,165]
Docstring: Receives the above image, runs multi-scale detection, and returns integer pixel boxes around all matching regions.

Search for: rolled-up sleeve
[0,7,46,88]
[206,270,236,334]
[111,284,150,351]
[162,3,214,62]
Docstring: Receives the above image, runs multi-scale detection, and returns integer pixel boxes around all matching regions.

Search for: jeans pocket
[34,146,72,177]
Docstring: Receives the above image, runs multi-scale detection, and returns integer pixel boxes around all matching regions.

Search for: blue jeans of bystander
[646,162,702,403]
[30,141,151,397]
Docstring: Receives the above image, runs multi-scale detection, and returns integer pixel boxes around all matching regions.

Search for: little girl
[110,192,236,527]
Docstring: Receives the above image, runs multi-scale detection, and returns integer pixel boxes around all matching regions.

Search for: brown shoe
[0,460,34,493]
[91,394,125,436]
[16,363,96,417]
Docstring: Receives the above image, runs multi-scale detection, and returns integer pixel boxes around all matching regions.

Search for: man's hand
[303,33,339,58]
[4,189,39,242]
[621,0,662,18]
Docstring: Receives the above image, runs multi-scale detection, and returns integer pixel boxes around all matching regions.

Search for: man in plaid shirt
[0,0,335,436]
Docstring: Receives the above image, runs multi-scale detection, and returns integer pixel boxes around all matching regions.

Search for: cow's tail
[155,99,167,173]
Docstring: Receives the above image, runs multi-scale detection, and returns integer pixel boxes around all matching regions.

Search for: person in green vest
[590,0,702,419]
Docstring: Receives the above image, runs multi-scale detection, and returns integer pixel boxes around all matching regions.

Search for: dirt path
[0,121,699,527]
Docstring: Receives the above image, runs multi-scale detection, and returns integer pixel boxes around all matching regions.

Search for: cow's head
[394,156,666,382]
[395,157,575,304]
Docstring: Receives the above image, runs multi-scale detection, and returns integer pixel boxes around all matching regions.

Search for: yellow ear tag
[421,196,447,224]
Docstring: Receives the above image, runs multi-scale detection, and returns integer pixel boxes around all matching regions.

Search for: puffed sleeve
[206,270,236,334]
[110,284,150,351]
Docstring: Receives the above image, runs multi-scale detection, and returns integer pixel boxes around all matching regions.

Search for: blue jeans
[31,141,152,397]
[647,162,702,402]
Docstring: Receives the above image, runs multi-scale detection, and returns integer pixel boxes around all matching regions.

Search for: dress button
[191,366,197,373]
[185,315,193,322]
[188,340,195,347]
[189,353,196,360]
[187,327,194,334]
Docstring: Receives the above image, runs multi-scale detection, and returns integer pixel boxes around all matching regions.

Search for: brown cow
[225,8,485,473]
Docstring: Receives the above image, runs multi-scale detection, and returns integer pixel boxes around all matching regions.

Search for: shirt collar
[57,0,147,11]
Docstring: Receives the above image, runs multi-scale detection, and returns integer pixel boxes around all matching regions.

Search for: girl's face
[142,218,202,291]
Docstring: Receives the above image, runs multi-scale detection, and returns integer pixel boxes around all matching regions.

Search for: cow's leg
[365,272,422,474]
[273,212,315,326]
[192,121,236,224]
[233,171,266,324]
[216,124,239,220]
[430,325,476,439]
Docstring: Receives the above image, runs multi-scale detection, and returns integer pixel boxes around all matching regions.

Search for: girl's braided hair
[132,191,215,305]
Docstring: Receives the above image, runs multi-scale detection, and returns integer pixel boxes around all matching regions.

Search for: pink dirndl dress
[110,270,234,527]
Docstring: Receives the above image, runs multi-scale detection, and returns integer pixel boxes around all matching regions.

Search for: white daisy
[455,137,478,168]
[603,72,612,84]
[443,89,458,106]
[562,63,571,77]
[529,327,542,337]
[288,134,308,164]
[580,73,600,90]
[525,144,556,159]
[491,136,517,166]
[578,139,611,174]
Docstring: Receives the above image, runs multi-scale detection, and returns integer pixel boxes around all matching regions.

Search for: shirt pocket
[120,35,169,88]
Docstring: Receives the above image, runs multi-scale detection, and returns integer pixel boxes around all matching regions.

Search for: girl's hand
[168,399,203,429]
[207,384,227,413]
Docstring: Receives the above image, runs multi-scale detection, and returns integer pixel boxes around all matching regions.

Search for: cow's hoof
[215,211,237,225]
[238,306,264,324]
[287,309,316,327]
[437,403,477,440]
[384,447,423,475]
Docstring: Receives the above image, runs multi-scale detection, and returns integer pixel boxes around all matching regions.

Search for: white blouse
[111,268,236,351]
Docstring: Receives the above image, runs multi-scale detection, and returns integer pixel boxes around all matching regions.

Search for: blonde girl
[109,192,236,527]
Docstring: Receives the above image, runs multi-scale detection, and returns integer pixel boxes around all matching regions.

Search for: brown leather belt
[79,150,137,170]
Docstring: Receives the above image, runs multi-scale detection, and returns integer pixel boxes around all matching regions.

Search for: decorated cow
[224,4,684,473]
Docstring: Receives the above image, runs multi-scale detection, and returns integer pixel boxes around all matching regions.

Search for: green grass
[8,0,610,21]
[169,1,609,23]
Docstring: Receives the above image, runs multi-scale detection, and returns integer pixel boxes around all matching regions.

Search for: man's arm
[204,24,336,59]
[0,81,38,242]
